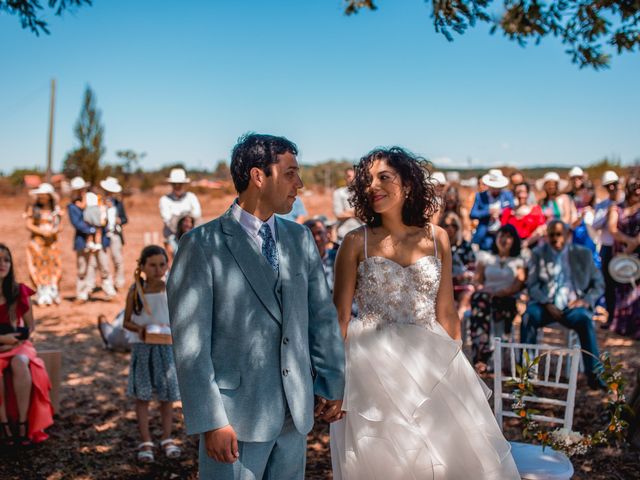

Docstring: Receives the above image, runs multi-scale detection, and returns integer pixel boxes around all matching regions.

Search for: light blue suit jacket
[167,207,345,445]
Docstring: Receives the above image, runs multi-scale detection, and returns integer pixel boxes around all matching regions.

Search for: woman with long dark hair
[329,147,518,479]
[0,244,53,447]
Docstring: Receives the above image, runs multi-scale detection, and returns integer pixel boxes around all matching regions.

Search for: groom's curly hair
[230,133,298,193]
[349,147,439,228]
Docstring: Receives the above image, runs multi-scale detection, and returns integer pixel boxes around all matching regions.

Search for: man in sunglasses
[521,220,605,390]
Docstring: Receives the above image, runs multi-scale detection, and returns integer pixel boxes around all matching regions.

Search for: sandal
[137,441,155,463]
[160,438,181,458]
[0,422,14,447]
[15,421,32,448]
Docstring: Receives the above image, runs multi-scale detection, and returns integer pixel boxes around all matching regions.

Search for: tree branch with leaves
[344,0,640,69]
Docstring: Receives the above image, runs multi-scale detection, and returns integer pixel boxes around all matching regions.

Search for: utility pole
[46,78,56,182]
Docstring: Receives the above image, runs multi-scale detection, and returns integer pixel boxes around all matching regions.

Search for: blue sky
[1,0,638,174]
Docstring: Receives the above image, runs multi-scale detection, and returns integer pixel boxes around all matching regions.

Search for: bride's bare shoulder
[431,224,451,255]
[339,226,367,259]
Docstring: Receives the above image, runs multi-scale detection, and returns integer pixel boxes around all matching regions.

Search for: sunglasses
[548,232,565,238]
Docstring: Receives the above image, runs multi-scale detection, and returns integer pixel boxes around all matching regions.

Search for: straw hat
[431,171,447,186]
[568,166,584,178]
[166,168,191,184]
[100,176,122,193]
[536,172,568,191]
[601,170,620,186]
[481,170,509,189]
[609,254,640,285]
[70,176,89,191]
[29,182,59,201]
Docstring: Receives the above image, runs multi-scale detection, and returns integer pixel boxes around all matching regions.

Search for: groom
[168,133,345,479]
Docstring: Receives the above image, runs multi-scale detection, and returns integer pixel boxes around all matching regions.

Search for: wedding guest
[509,171,537,205]
[67,177,116,302]
[592,170,621,326]
[538,172,576,225]
[164,215,195,261]
[567,166,586,200]
[521,220,605,390]
[441,186,471,240]
[608,176,640,339]
[470,224,525,370]
[500,182,547,249]
[470,169,515,251]
[440,212,476,327]
[572,180,600,269]
[0,244,54,446]
[304,218,338,289]
[159,168,201,247]
[24,183,63,306]
[430,171,447,225]
[100,177,128,290]
[333,167,362,242]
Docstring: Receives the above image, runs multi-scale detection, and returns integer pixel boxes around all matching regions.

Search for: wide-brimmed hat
[609,254,640,285]
[100,176,122,193]
[536,172,568,191]
[29,182,59,201]
[602,170,620,186]
[568,166,584,178]
[482,170,509,189]
[70,176,89,191]
[431,171,447,186]
[166,168,191,184]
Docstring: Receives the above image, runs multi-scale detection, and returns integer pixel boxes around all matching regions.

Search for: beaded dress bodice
[354,226,441,330]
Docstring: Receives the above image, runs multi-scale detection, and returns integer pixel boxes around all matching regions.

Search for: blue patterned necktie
[258,223,279,273]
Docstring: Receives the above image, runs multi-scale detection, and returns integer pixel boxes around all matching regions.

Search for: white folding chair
[494,338,581,480]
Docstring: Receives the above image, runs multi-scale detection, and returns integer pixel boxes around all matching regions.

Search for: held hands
[0,332,21,346]
[544,303,563,322]
[568,299,589,310]
[315,396,344,423]
[204,424,239,463]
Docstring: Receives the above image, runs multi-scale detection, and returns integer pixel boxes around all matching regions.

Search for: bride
[329,147,519,479]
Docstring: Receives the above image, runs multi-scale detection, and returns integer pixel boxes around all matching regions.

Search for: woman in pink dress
[0,243,53,446]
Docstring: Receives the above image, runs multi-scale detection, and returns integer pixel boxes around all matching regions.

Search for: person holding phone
[0,243,54,447]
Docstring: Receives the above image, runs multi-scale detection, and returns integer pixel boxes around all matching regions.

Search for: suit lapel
[221,210,282,324]
[276,218,300,329]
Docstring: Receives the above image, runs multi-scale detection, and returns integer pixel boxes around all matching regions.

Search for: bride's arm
[434,225,462,340]
[333,229,362,339]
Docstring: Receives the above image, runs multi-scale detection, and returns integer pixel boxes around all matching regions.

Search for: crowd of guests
[1,162,638,452]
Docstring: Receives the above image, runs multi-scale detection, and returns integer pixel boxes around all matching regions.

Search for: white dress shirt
[231,201,277,251]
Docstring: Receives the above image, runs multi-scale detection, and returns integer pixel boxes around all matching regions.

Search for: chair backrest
[493,337,580,431]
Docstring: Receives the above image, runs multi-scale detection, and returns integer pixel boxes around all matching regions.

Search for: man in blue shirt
[470,169,515,251]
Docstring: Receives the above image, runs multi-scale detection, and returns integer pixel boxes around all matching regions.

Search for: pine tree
[63,86,105,185]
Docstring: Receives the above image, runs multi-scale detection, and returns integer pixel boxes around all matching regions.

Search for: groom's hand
[315,396,344,423]
[204,425,239,463]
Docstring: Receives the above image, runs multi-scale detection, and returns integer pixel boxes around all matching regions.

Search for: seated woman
[470,224,526,371]
[440,212,475,325]
[0,243,53,446]
[501,182,546,250]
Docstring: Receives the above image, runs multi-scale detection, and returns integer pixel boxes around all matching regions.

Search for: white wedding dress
[330,226,520,479]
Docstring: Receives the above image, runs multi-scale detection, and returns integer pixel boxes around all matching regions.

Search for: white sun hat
[568,166,584,178]
[70,176,89,191]
[536,171,568,191]
[609,254,640,286]
[481,170,509,189]
[29,182,59,201]
[166,168,191,184]
[431,171,447,186]
[100,176,123,193]
[601,170,620,186]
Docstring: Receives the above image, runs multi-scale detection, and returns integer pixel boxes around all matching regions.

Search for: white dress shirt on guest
[159,191,202,238]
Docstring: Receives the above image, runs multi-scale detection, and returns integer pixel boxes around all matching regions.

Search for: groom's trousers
[199,414,306,480]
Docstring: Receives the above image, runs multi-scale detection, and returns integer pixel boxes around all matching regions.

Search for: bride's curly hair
[349,147,439,228]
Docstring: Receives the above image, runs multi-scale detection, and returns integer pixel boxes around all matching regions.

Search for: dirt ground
[0,189,638,479]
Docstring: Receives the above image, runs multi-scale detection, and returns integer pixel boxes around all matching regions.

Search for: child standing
[123,245,181,462]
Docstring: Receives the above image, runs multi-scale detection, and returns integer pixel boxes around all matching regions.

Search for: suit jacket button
[282,369,289,376]
[283,337,289,345]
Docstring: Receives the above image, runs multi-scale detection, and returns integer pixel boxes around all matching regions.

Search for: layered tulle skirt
[330,320,519,480]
